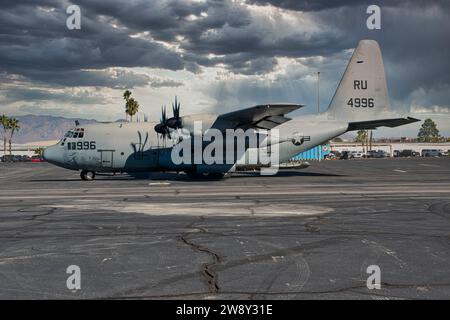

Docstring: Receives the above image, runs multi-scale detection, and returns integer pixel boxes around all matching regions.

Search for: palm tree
[127,98,140,122]
[123,90,132,121]
[35,147,44,157]
[355,130,367,153]
[123,90,131,101]
[0,114,8,156]
[7,118,20,155]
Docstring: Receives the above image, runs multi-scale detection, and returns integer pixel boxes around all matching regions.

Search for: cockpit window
[64,128,84,139]
[77,128,84,138]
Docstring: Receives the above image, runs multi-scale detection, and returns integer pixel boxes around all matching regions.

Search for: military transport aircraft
[43,40,419,180]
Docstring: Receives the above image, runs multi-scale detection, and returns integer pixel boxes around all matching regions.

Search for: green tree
[0,114,8,156]
[123,90,140,122]
[123,90,132,121]
[7,118,20,155]
[127,98,139,122]
[355,129,368,152]
[418,118,441,142]
[35,147,44,157]
[123,90,131,101]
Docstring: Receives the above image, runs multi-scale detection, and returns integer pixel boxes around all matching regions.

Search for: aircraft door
[100,150,114,168]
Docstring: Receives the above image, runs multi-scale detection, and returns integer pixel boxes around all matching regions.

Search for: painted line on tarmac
[2,188,450,200]
[419,164,441,167]
[148,182,171,186]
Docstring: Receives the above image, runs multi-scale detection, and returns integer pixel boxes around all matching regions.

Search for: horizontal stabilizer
[347,117,420,131]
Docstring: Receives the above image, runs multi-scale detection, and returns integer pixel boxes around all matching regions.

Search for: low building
[330,142,450,156]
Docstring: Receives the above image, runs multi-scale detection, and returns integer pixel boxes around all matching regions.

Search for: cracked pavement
[1,158,450,299]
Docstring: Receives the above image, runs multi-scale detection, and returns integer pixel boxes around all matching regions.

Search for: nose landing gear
[80,170,96,181]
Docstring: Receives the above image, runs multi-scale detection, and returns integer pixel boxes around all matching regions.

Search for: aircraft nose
[43,145,61,164]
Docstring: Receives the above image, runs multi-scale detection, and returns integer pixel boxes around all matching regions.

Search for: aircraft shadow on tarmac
[233,171,343,178]
[27,170,344,182]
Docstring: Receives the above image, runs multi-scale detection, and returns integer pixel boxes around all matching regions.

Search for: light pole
[317,71,320,114]
[317,71,321,161]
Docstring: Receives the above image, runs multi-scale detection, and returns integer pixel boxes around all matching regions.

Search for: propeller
[166,96,182,129]
[154,97,183,141]
[154,105,170,138]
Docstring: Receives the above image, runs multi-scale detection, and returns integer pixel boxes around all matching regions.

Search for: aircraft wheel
[185,171,201,179]
[80,170,96,181]
[207,172,225,179]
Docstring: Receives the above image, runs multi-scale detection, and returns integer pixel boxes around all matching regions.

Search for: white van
[421,149,441,157]
[349,151,364,158]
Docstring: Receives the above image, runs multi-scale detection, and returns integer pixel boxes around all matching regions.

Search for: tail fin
[326,40,392,122]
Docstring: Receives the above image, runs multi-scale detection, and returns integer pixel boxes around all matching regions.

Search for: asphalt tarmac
[1,157,450,299]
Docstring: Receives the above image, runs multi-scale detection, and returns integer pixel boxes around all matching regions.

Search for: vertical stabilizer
[326,40,392,121]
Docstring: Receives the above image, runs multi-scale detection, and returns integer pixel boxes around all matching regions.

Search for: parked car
[399,149,419,157]
[1,154,33,162]
[31,155,44,162]
[366,150,378,158]
[1,155,17,162]
[21,155,31,162]
[422,149,442,157]
[340,151,350,160]
[366,150,375,158]
[349,151,364,159]
[367,150,389,158]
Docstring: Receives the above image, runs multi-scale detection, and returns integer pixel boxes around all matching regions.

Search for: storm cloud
[0,0,449,134]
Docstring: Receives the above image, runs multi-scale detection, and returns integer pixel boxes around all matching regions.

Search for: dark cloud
[206,51,350,114]
[1,87,108,105]
[247,0,449,12]
[0,1,186,88]
[308,2,450,110]
[225,56,278,75]
[0,0,255,84]
[0,0,449,119]
[18,69,152,89]
[202,0,450,115]
[76,0,252,42]
[1,0,61,10]
[149,78,184,88]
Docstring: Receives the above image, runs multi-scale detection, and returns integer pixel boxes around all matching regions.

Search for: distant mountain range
[11,115,99,144]
[9,114,355,144]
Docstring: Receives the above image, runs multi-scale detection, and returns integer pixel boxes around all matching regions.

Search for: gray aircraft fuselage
[43,113,346,174]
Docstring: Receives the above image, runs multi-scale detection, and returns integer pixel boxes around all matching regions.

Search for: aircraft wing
[347,117,420,131]
[214,103,303,131]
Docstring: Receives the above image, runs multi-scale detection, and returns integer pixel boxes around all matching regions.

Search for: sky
[0,0,449,138]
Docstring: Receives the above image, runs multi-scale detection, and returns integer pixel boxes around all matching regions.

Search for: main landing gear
[185,171,225,180]
[80,170,96,181]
